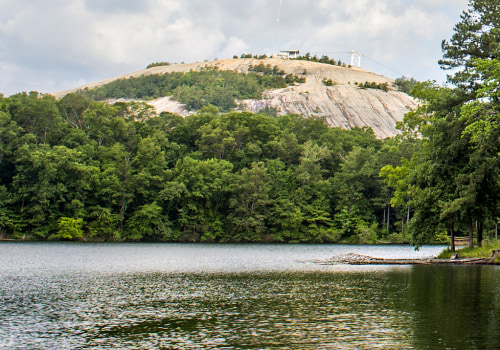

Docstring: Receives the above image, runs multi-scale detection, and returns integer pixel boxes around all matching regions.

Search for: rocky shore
[315,252,500,265]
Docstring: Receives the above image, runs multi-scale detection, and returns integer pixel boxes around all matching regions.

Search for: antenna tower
[349,51,363,67]
[274,0,282,58]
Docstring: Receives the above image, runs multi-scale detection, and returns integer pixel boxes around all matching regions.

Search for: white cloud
[217,37,251,60]
[0,0,469,95]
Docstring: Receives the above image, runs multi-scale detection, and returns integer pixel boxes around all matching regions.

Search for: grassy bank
[438,240,500,261]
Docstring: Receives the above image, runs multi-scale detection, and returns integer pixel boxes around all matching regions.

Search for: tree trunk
[403,206,410,241]
[386,205,390,232]
[450,221,455,252]
[477,220,483,248]
[468,219,474,248]
[119,191,127,230]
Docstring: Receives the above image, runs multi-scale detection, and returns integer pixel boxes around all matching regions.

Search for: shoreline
[316,253,500,266]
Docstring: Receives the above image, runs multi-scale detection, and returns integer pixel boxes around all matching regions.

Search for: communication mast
[349,51,363,67]
[274,0,282,58]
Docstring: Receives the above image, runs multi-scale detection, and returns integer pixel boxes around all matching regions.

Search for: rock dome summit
[54,58,418,138]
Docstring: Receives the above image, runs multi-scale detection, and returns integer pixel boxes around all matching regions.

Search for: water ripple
[1,243,499,349]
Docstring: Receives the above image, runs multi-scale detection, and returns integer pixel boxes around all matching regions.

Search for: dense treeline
[0,92,419,243]
[76,66,298,112]
[385,0,500,249]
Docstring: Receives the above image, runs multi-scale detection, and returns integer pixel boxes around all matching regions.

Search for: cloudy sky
[0,0,468,96]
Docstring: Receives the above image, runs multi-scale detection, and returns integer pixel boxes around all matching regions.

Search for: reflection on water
[409,266,500,350]
[0,243,499,349]
[1,271,415,349]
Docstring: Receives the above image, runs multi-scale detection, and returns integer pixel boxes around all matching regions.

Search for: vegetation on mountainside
[146,62,171,69]
[76,66,302,112]
[355,81,390,92]
[247,63,306,84]
[394,76,419,94]
[234,52,348,67]
[294,53,349,67]
[322,78,336,86]
[237,53,270,59]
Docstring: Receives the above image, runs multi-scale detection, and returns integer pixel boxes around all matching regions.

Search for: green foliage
[394,76,419,94]
[460,59,500,146]
[295,53,348,67]
[228,162,272,241]
[246,63,305,85]
[125,202,172,241]
[54,217,84,240]
[286,74,306,84]
[0,90,409,243]
[439,0,500,96]
[77,66,297,112]
[392,1,500,248]
[438,240,500,259]
[0,186,16,238]
[322,78,335,86]
[146,62,171,69]
[356,81,389,92]
[248,63,285,76]
[8,92,65,145]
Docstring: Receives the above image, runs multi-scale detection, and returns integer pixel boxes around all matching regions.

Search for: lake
[1,243,499,349]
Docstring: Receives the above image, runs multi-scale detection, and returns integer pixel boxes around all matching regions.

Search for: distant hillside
[54,58,418,138]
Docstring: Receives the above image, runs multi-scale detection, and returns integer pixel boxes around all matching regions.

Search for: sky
[0,0,469,96]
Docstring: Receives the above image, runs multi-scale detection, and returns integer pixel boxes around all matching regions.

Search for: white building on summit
[277,50,300,59]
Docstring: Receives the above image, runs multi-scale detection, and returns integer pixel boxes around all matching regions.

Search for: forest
[0,93,415,243]
[0,0,498,248]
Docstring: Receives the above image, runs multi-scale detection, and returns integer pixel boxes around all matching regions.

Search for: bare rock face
[242,84,416,139]
[53,58,418,138]
[233,58,418,138]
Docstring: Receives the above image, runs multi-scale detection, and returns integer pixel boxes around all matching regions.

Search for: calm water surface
[1,243,499,349]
